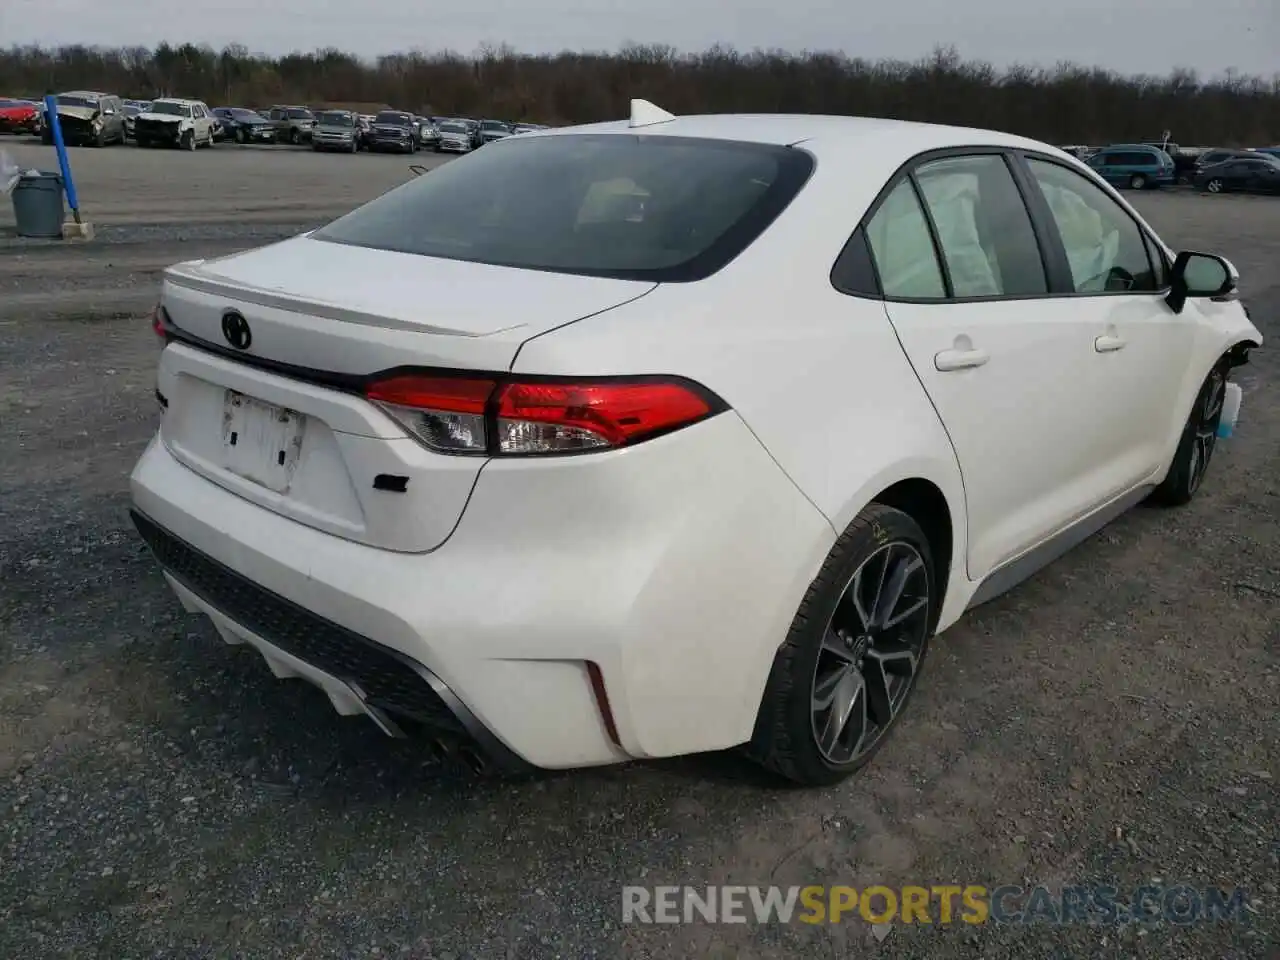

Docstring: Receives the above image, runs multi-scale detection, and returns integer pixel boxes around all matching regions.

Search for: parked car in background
[211,107,275,144]
[133,107,1261,785]
[510,123,548,135]
[476,119,511,146]
[368,110,419,153]
[1255,147,1280,160]
[312,110,361,153]
[1085,144,1174,189]
[1057,144,1093,160]
[1193,148,1257,173]
[454,117,480,148]
[134,98,217,151]
[42,91,127,146]
[0,98,40,135]
[268,105,315,145]
[1193,155,1280,195]
[355,114,373,150]
[416,117,439,149]
[435,119,473,153]
[121,103,145,139]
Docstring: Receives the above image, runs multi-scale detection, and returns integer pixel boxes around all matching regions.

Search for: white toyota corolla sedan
[131,101,1262,785]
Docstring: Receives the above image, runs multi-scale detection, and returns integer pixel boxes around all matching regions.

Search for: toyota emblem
[221,311,252,350]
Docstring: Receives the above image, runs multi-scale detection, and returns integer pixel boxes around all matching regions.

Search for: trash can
[11,171,66,238]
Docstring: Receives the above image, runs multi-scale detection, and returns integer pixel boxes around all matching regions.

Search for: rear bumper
[130,413,833,769]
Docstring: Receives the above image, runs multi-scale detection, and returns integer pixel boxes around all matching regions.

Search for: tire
[93,130,105,148]
[1129,173,1147,190]
[206,129,215,148]
[350,137,358,153]
[748,504,937,786]
[1206,179,1223,194]
[235,128,246,144]
[182,130,196,152]
[290,128,301,145]
[1148,362,1228,507]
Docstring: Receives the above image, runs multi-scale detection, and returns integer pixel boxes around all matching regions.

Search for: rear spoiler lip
[162,263,526,338]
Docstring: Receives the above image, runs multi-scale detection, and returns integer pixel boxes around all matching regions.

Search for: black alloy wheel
[750,504,936,786]
[1149,364,1227,506]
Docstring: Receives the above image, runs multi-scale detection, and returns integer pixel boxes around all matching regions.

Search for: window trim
[1012,150,1172,299]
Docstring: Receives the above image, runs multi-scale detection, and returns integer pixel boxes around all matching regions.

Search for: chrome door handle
[1094,334,1127,353]
[934,348,990,371]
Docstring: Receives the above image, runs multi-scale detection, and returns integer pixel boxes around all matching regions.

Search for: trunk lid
[157,236,655,552]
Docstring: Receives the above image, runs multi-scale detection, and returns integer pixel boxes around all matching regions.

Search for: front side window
[1024,158,1158,294]
[913,154,1047,298]
[288,108,312,120]
[864,180,946,299]
[315,134,813,281]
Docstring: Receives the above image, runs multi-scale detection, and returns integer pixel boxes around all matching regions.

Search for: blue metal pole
[43,94,81,223]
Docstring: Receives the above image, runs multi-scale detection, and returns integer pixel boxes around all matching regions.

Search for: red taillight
[366,374,493,414]
[363,372,721,457]
[151,304,168,338]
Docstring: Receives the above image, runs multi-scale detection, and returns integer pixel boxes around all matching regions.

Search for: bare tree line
[3,42,1279,145]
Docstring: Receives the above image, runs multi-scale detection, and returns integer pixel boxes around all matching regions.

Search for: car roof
[152,98,200,106]
[532,113,1062,161]
[59,90,113,98]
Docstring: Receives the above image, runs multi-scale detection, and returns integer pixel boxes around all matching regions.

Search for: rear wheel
[182,130,196,152]
[749,504,936,786]
[235,127,246,144]
[1149,363,1228,506]
[289,128,301,145]
[1129,173,1147,190]
[1206,178,1223,194]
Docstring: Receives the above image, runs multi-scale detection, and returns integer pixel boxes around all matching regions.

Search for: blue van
[1086,144,1175,189]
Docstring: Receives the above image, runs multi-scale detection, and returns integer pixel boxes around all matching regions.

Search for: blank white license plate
[221,391,306,493]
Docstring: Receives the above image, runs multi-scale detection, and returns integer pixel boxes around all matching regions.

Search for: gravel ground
[0,141,1276,960]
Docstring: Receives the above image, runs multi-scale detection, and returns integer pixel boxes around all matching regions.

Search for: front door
[1019,155,1196,490]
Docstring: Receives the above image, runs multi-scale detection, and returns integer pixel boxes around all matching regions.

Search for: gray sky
[3,0,1276,77]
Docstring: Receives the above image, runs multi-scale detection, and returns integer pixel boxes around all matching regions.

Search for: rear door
[871,151,1128,579]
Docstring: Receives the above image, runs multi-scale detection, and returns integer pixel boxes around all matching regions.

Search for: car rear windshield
[374,112,410,125]
[316,111,353,126]
[313,134,815,282]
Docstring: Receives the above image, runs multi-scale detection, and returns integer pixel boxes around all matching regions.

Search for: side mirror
[1166,251,1238,314]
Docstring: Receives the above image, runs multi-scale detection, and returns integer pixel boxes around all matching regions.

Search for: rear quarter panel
[510,148,972,625]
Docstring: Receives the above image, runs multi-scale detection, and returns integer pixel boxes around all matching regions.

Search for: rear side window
[913,155,1047,298]
[315,134,815,282]
[864,180,946,299]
